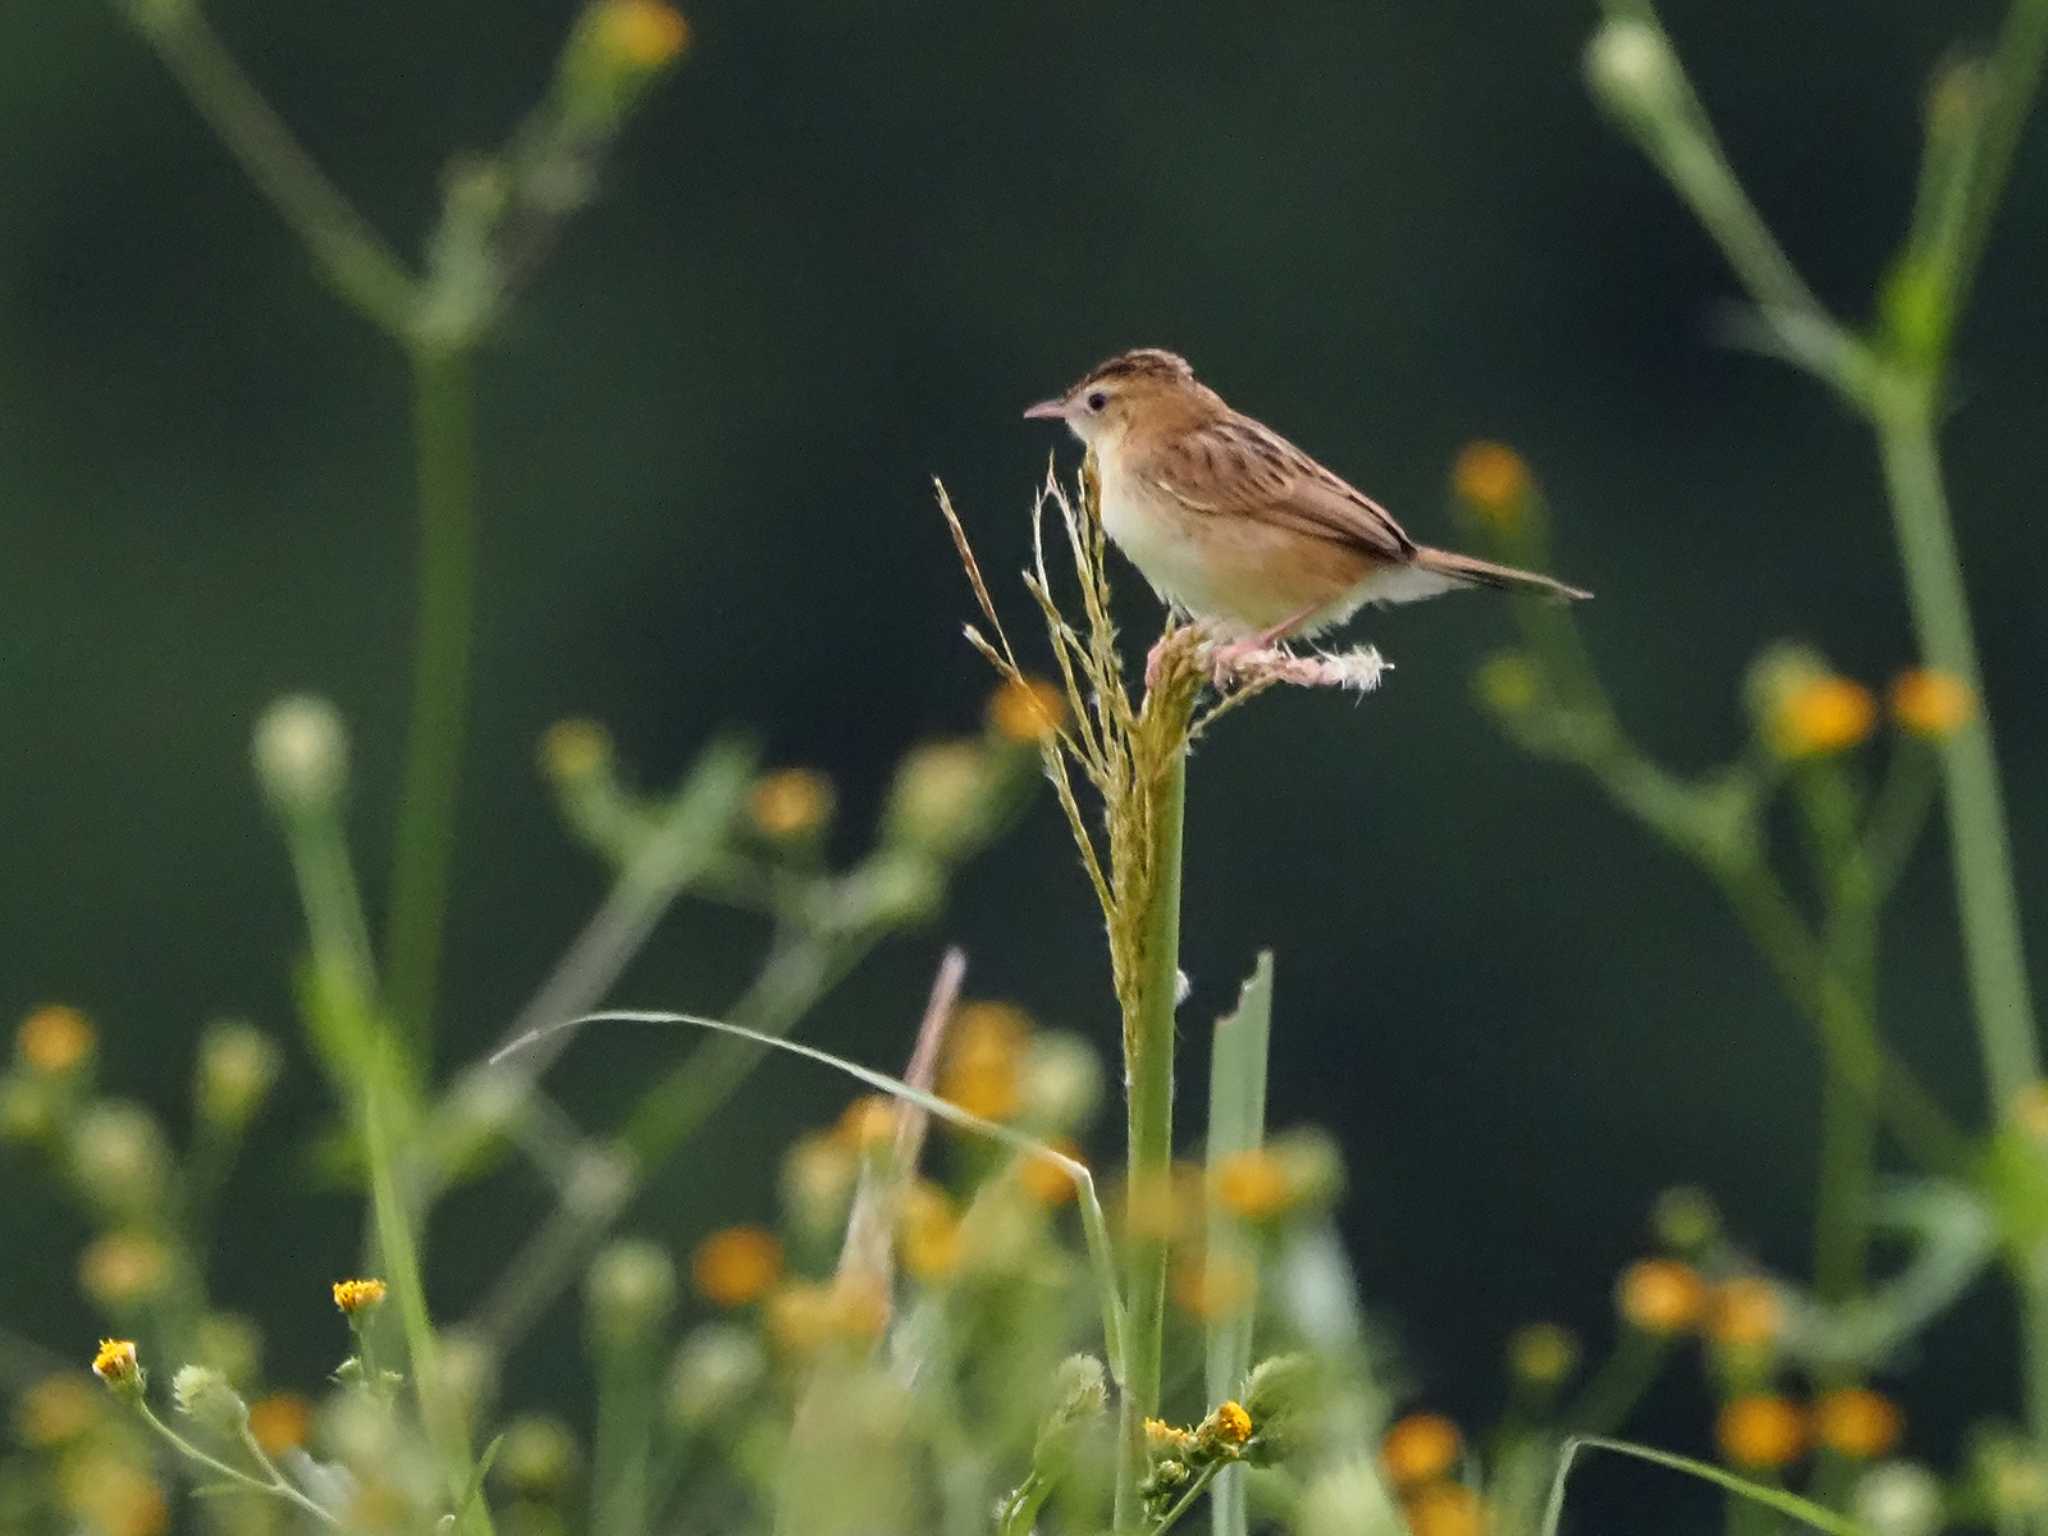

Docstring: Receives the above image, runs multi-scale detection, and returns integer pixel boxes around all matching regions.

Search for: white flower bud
[252,695,349,816]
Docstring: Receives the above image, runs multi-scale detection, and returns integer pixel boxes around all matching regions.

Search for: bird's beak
[1021,397,1068,421]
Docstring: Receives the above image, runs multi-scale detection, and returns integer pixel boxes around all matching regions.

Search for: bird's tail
[1413,546,1592,603]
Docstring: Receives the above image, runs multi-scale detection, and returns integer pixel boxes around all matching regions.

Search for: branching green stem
[135,1401,340,1527]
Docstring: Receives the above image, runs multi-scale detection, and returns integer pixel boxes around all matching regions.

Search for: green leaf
[1205,954,1273,1536]
[1541,1436,1871,1536]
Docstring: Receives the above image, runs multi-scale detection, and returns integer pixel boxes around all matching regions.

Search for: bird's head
[1022,348,1219,448]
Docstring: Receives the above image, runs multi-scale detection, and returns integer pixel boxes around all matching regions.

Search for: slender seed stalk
[381,343,481,1057]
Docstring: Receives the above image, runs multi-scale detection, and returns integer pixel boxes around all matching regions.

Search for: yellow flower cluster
[332,1277,388,1317]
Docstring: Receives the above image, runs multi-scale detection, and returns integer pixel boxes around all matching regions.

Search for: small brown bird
[1023,348,1589,651]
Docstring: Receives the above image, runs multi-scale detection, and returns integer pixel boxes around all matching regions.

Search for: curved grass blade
[1541,1436,1870,1536]
[492,1008,1127,1385]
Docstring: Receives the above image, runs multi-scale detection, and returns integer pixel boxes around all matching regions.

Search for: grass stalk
[1114,742,1188,1532]
[1868,381,2039,1108]
[385,342,482,1055]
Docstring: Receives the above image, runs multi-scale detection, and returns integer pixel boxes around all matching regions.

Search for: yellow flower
[1213,1148,1294,1221]
[1770,675,1876,758]
[1890,668,1975,739]
[1145,1416,1194,1454]
[15,1373,101,1445]
[248,1392,314,1456]
[1404,1483,1486,1536]
[765,1277,889,1355]
[836,1094,901,1154]
[690,1226,783,1308]
[1199,1399,1254,1448]
[1452,441,1533,529]
[1018,1139,1083,1206]
[749,768,835,840]
[590,0,691,69]
[539,718,611,783]
[1707,1275,1784,1350]
[91,1338,143,1394]
[1616,1258,1706,1334]
[1170,1252,1255,1322]
[1123,1163,1202,1244]
[332,1277,389,1317]
[939,1001,1032,1122]
[1382,1412,1463,1487]
[1814,1387,1903,1459]
[18,1004,94,1074]
[986,676,1068,745]
[899,1183,963,1283]
[79,1231,171,1309]
[59,1451,168,1536]
[1716,1394,1808,1469]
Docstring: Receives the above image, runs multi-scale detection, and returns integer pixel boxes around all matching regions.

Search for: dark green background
[5,0,2044,1502]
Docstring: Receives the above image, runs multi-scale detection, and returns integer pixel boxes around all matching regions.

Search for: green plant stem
[1939,0,2048,320]
[385,342,481,1056]
[1153,1463,1223,1536]
[1115,746,1188,1533]
[591,1346,658,1536]
[135,1402,340,1527]
[1869,380,2039,1109]
[120,1,419,335]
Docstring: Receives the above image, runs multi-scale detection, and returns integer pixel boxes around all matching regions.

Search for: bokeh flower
[1815,1387,1904,1460]
[1451,441,1533,530]
[690,1226,783,1308]
[1890,669,1975,739]
[1716,1394,1808,1468]
[1382,1412,1462,1487]
[17,1005,93,1074]
[1616,1258,1706,1334]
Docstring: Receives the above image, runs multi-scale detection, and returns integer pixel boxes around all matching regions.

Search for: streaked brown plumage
[1023,348,1589,641]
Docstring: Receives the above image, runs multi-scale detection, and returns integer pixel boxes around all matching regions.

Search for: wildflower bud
[837,1094,902,1156]
[1243,1354,1321,1426]
[899,1182,964,1283]
[1381,1412,1462,1488]
[1584,18,1686,126]
[1451,441,1534,533]
[170,1365,246,1433]
[190,1314,262,1389]
[986,676,1068,746]
[247,1393,314,1457]
[430,1329,498,1431]
[1815,1388,1904,1461]
[1194,1400,1254,1456]
[493,1414,581,1498]
[781,1130,857,1244]
[1747,644,1874,759]
[1020,1031,1104,1132]
[1716,1394,1808,1469]
[587,1240,677,1351]
[1981,1432,2048,1515]
[0,1076,56,1144]
[667,1323,767,1431]
[689,1225,783,1308]
[1033,1354,1108,1469]
[586,0,690,72]
[17,1005,94,1076]
[1406,1485,1488,1536]
[91,1339,144,1398]
[883,740,994,858]
[1853,1461,1943,1536]
[1295,1462,1401,1536]
[539,718,612,785]
[1890,668,1975,739]
[1474,651,1542,720]
[252,694,349,817]
[1616,1257,1706,1334]
[1651,1184,1720,1253]
[1707,1275,1784,1355]
[332,1278,389,1324]
[1507,1323,1580,1389]
[939,1001,1030,1121]
[16,1374,101,1447]
[1269,1127,1345,1213]
[79,1231,172,1311]
[1213,1149,1291,1222]
[748,767,835,842]
[69,1102,171,1218]
[847,851,945,927]
[194,1019,282,1131]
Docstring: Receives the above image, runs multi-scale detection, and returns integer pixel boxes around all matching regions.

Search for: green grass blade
[493,1008,1127,1385]
[1541,1436,1871,1536]
[1205,954,1273,1536]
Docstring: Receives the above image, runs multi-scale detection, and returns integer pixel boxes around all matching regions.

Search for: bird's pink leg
[1207,605,1321,688]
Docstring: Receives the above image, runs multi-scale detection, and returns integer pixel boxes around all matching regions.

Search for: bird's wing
[1140,414,1416,561]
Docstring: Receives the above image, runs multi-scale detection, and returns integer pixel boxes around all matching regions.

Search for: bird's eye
[1086,391,1108,412]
